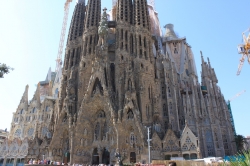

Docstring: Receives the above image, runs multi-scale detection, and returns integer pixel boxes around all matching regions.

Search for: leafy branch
[0,63,14,78]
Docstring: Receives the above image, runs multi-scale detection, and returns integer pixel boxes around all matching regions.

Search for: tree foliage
[221,151,250,166]
[234,134,248,151]
[0,63,13,78]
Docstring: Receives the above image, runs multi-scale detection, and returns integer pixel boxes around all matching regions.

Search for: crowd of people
[26,159,177,166]
[27,159,66,165]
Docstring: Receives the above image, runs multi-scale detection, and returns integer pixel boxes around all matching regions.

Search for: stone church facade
[0,0,236,165]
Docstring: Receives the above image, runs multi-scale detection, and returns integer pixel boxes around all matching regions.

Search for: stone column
[13,157,17,166]
[3,157,7,166]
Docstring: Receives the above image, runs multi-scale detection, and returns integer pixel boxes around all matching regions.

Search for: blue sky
[0,0,249,137]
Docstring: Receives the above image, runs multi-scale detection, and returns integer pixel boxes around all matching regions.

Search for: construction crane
[228,90,246,102]
[237,28,250,75]
[55,0,72,73]
[227,90,246,136]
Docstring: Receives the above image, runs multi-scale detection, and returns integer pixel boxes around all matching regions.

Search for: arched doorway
[0,159,4,166]
[130,152,136,163]
[102,148,110,165]
[63,152,70,164]
[165,155,171,160]
[183,154,190,160]
[190,153,197,159]
[92,148,99,165]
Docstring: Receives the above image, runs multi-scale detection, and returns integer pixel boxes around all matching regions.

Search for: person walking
[169,161,177,166]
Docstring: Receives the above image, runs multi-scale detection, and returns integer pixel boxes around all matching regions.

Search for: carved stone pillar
[3,157,7,166]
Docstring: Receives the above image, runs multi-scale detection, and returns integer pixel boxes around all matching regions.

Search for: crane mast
[55,0,72,73]
[227,90,246,136]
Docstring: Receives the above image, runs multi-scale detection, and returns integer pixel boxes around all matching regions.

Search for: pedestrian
[169,161,177,166]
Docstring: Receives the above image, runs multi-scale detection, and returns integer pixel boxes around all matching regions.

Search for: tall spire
[133,0,150,30]
[201,51,208,79]
[116,0,133,24]
[67,1,85,43]
[85,0,101,29]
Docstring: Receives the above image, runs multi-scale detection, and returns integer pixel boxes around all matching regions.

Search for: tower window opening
[139,36,142,46]
[121,29,124,40]
[174,48,178,54]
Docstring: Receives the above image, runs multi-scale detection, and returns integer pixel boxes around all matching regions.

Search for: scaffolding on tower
[227,90,246,136]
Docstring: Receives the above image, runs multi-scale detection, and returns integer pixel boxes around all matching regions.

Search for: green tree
[0,63,13,78]
[234,134,248,151]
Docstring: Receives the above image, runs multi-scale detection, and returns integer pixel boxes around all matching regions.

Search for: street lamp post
[146,126,152,165]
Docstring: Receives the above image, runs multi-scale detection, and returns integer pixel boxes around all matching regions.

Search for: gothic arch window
[214,131,219,148]
[89,35,92,44]
[222,133,229,150]
[163,104,168,117]
[170,120,174,129]
[146,105,150,119]
[190,144,196,150]
[162,86,165,99]
[210,80,213,88]
[166,72,169,78]
[205,130,215,156]
[92,78,104,96]
[55,88,59,98]
[164,121,168,131]
[130,132,136,144]
[148,87,151,99]
[121,29,124,40]
[169,102,173,114]
[185,137,192,143]
[128,79,132,90]
[168,87,171,97]
[84,128,88,136]
[46,106,50,112]
[110,63,116,92]
[165,146,171,152]
[130,35,134,54]
[127,109,134,120]
[20,109,23,114]
[174,48,178,54]
[214,132,218,141]
[182,144,188,151]
[80,138,84,146]
[172,145,179,151]
[139,35,142,46]
[94,122,100,141]
[32,108,36,114]
[102,122,108,140]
